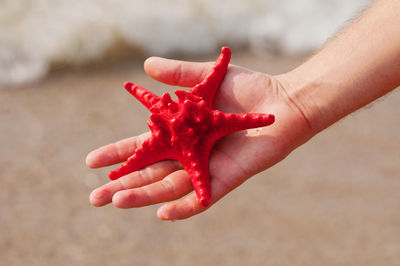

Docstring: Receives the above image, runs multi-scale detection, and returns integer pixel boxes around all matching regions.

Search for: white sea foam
[0,0,372,86]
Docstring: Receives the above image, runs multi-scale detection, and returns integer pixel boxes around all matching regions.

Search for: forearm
[279,0,400,134]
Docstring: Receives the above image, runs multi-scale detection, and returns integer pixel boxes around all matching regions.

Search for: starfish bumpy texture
[109,47,275,207]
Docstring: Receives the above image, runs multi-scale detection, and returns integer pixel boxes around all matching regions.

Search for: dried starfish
[109,47,275,207]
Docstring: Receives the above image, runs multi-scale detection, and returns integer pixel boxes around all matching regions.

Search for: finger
[112,170,193,209]
[89,160,181,207]
[157,193,204,220]
[156,172,236,220]
[144,57,212,87]
[85,132,151,168]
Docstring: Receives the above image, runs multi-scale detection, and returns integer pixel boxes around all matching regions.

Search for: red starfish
[109,47,275,207]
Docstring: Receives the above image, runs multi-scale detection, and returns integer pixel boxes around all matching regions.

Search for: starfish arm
[109,139,169,180]
[189,47,231,107]
[180,151,211,207]
[212,111,275,137]
[124,82,161,110]
[147,113,171,141]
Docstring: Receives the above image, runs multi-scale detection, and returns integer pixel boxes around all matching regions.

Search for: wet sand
[1,51,399,266]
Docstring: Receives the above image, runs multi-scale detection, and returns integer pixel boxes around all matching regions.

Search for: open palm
[86,56,311,220]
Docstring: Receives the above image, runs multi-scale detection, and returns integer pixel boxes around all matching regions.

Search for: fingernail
[157,205,170,220]
[85,151,97,167]
[144,57,161,68]
[112,191,122,206]
[89,189,102,207]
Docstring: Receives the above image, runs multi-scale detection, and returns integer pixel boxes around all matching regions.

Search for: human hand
[86,56,312,220]
[88,0,400,220]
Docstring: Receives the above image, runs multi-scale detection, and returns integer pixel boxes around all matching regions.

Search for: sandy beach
[1,51,399,265]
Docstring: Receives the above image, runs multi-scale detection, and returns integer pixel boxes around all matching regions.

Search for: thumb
[144,57,213,87]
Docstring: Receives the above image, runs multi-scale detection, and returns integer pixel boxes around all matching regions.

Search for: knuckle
[137,168,149,185]
[115,141,125,161]
[161,177,176,196]
[173,63,184,85]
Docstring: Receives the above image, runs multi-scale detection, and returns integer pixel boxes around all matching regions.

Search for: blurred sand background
[1,50,399,266]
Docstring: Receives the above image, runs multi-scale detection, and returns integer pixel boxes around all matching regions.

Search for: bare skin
[86,0,400,220]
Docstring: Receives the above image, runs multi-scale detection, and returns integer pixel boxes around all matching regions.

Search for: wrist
[277,0,400,136]
[275,69,329,135]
